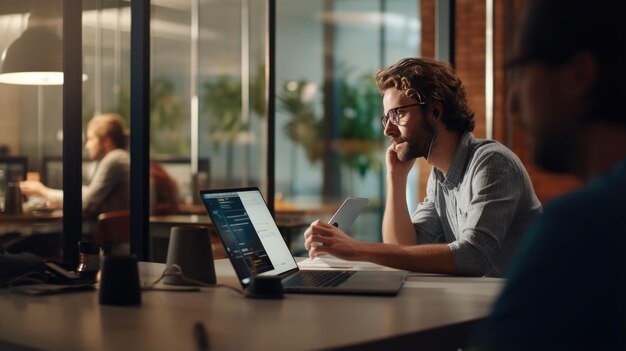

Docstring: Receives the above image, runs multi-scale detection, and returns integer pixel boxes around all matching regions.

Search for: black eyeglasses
[380,102,425,128]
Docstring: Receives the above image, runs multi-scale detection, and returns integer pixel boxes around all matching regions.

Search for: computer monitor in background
[42,155,63,189]
[42,155,96,189]
[0,156,27,183]
[0,157,27,206]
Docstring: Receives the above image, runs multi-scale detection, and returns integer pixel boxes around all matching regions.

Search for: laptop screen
[200,188,298,285]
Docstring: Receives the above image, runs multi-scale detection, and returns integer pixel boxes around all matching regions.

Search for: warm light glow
[318,11,420,29]
[0,71,63,85]
[0,72,88,85]
[286,81,298,91]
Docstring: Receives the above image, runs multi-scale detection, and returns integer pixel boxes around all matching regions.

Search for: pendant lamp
[0,26,64,85]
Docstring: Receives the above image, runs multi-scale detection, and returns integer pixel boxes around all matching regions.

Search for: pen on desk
[194,321,209,351]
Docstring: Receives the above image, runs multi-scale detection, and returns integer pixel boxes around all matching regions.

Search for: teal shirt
[474,158,626,350]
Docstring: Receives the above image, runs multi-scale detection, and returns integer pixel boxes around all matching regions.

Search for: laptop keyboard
[282,270,355,288]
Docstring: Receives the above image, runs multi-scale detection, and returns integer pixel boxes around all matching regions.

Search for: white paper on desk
[298,255,354,269]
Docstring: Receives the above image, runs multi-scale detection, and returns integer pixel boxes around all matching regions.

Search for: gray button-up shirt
[411,132,542,277]
[47,148,130,220]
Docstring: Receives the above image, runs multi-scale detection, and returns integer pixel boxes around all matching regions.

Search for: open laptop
[199,187,407,296]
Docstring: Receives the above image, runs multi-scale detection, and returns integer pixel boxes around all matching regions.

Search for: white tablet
[328,197,369,232]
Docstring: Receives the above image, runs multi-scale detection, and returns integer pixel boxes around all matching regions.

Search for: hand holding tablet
[306,197,368,266]
[327,197,368,232]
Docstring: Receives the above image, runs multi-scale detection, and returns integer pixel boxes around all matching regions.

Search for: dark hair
[517,0,625,126]
[88,113,127,149]
[375,58,475,133]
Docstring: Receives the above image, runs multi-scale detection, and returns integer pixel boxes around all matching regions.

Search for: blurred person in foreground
[304,58,541,277]
[20,113,130,220]
[473,0,626,349]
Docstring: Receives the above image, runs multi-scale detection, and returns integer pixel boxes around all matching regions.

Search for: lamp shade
[0,27,63,85]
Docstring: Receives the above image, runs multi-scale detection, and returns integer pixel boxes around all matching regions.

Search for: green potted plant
[111,76,188,154]
[279,80,324,162]
[278,71,383,177]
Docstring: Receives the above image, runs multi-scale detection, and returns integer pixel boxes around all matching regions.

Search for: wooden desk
[0,210,63,224]
[0,259,504,350]
[0,209,64,259]
[0,209,63,233]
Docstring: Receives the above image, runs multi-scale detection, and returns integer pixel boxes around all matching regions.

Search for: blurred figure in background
[20,113,130,220]
[150,161,181,215]
[473,0,626,349]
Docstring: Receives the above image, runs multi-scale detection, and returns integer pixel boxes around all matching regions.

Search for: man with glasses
[473,0,626,349]
[304,58,541,277]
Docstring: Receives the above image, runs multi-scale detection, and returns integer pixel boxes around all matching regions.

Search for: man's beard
[396,118,434,162]
[395,131,432,162]
[395,137,423,162]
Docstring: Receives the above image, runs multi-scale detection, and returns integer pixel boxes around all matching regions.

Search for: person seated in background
[150,161,181,215]
[472,0,626,349]
[304,58,542,277]
[20,113,130,221]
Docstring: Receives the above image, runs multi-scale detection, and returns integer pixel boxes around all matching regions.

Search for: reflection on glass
[0,0,65,260]
[136,0,268,261]
[4,0,425,262]
[146,0,267,207]
[197,0,267,191]
[276,0,421,245]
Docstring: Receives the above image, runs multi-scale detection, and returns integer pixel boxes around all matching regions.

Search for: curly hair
[375,58,475,133]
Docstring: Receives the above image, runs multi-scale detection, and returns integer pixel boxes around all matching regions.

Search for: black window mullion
[130,0,150,260]
[62,0,83,267]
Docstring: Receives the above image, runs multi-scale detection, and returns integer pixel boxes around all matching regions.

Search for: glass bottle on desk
[77,241,100,280]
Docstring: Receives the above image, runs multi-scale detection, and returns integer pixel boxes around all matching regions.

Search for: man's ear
[431,101,444,121]
[102,136,115,152]
[561,52,598,100]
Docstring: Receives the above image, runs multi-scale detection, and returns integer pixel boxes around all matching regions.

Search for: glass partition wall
[151,0,268,202]
[196,0,267,193]
[0,0,65,261]
[145,0,425,257]
[0,0,428,263]
[275,0,421,248]
[82,0,269,261]
[0,0,130,262]
[147,0,268,261]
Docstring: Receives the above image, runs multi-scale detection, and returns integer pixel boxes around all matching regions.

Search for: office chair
[95,210,130,255]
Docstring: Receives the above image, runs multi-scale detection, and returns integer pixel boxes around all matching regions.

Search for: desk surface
[0,259,503,350]
[150,212,311,229]
[0,209,63,224]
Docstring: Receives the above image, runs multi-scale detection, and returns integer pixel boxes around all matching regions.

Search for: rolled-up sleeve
[448,152,523,276]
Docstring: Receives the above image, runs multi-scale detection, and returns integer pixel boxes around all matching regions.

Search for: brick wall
[417,0,436,197]
[420,0,436,59]
[418,0,582,205]
[456,0,487,139]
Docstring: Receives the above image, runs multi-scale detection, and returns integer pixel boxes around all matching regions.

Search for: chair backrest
[95,210,130,255]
